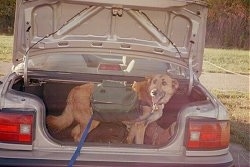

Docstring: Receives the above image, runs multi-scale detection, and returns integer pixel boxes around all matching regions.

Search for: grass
[203,48,250,75]
[0,35,249,150]
[0,35,13,62]
[212,90,250,150]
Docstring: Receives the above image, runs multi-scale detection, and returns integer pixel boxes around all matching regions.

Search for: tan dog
[46,74,179,144]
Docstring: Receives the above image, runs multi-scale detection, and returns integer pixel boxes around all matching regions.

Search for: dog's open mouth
[151,91,166,105]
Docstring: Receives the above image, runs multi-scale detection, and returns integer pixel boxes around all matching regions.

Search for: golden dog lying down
[46,74,179,144]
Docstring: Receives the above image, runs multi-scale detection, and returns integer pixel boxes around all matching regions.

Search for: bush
[0,0,15,34]
[206,0,249,49]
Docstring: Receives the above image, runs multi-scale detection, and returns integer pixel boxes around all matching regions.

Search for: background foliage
[0,0,15,34]
[206,0,249,49]
[0,0,249,49]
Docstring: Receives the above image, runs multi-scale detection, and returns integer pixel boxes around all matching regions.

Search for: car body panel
[0,149,233,167]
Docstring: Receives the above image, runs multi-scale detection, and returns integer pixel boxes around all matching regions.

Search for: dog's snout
[150,89,157,96]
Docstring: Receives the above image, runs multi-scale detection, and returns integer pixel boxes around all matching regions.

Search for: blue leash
[68,115,94,167]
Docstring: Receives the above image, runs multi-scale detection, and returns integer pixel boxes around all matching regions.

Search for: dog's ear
[172,79,179,91]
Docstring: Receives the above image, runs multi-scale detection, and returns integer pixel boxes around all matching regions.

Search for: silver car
[0,0,234,166]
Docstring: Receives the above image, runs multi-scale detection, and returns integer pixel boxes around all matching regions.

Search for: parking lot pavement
[230,143,250,167]
[200,72,249,92]
[0,61,12,77]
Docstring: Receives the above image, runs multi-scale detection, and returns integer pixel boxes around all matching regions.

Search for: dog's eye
[162,81,167,86]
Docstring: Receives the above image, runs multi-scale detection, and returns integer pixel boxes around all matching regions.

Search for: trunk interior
[12,76,208,147]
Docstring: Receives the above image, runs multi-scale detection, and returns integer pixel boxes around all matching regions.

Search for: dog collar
[152,103,164,112]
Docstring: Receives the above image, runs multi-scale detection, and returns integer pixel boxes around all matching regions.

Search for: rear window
[27,53,189,78]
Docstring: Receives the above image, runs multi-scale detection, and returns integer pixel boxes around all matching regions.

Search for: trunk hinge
[187,41,195,95]
[24,22,31,86]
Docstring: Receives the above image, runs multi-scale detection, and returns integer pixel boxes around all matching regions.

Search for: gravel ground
[200,72,249,92]
[0,61,249,166]
[0,61,12,76]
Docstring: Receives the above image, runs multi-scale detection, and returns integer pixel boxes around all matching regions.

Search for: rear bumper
[0,149,234,167]
[0,158,234,167]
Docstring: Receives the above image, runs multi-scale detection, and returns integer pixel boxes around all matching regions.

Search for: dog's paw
[126,135,134,144]
[71,124,81,142]
[126,127,136,144]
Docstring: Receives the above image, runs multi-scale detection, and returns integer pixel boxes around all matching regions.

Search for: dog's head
[147,74,179,105]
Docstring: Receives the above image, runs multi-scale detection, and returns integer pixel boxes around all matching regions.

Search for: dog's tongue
[151,92,165,104]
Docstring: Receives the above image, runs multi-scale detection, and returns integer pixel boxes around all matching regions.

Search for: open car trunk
[11,75,208,147]
[8,0,212,149]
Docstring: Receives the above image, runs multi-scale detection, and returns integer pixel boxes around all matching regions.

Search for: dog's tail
[46,107,74,133]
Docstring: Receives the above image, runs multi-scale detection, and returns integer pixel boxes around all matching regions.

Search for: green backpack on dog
[91,80,140,122]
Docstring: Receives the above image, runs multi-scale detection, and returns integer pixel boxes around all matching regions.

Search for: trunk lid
[13,0,207,77]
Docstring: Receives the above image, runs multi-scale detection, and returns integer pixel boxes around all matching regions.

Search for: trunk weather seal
[187,41,195,95]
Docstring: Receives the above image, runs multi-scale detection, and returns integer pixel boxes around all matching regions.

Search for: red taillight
[98,63,122,71]
[0,111,34,144]
[186,118,230,150]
